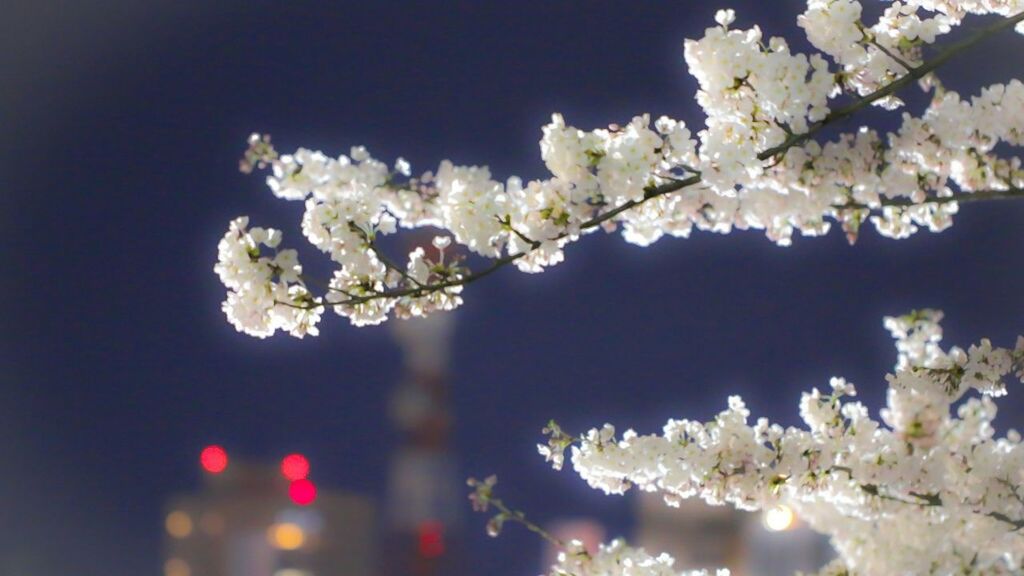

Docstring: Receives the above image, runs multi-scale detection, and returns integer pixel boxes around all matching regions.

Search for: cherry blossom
[215,3,1024,337]
[539,311,1024,575]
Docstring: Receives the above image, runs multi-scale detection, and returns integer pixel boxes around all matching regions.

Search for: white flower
[550,538,729,576]
[214,217,321,338]
[431,235,452,250]
[715,9,736,27]
[394,157,411,177]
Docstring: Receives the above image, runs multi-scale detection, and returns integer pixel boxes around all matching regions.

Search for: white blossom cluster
[213,217,322,338]
[540,311,1024,575]
[549,538,730,576]
[217,2,1024,337]
[803,0,1024,95]
[685,8,835,195]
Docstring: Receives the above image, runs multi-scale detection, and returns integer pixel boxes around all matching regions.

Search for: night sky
[4,2,1023,575]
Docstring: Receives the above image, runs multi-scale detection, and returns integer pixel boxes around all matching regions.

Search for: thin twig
[489,498,567,549]
[868,38,917,73]
[369,239,425,288]
[838,187,1024,210]
[845,471,1024,530]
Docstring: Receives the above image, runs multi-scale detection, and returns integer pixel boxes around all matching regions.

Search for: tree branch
[758,11,1024,162]
[838,186,1024,210]
[291,12,1024,311]
[467,476,569,549]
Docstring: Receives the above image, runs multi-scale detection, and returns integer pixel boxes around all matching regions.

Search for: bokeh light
[288,478,317,506]
[417,520,445,558]
[280,453,310,481]
[199,445,228,474]
[273,570,313,576]
[165,510,193,539]
[267,522,305,550]
[164,558,191,576]
[763,504,795,531]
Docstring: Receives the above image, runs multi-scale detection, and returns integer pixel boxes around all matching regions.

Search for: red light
[289,479,317,506]
[280,454,310,481]
[200,445,228,474]
[417,520,445,558]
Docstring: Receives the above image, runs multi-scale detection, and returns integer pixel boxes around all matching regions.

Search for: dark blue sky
[4,2,1023,575]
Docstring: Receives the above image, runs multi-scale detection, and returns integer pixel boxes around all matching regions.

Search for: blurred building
[162,453,374,576]
[744,504,833,576]
[164,304,464,576]
[634,492,832,576]
[636,493,749,574]
[164,302,833,576]
[382,313,463,576]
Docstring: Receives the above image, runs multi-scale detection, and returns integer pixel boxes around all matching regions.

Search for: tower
[383,313,462,576]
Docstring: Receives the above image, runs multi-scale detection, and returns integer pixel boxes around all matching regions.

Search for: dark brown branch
[758,11,1024,162]
[838,187,1024,210]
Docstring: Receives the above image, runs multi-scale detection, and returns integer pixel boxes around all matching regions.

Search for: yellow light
[274,570,314,576]
[165,511,193,539]
[164,558,191,576]
[267,522,306,550]
[763,504,795,532]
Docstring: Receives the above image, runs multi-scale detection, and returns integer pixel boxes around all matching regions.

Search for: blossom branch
[758,10,1024,162]
[467,475,568,549]
[840,186,1024,210]
[217,7,1024,336]
[296,170,1017,308]
[547,313,1024,573]
[335,13,1024,310]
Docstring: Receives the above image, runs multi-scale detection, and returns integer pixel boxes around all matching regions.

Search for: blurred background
[2,1,1023,575]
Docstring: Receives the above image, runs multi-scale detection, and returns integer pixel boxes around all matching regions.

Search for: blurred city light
[164,557,191,576]
[199,445,228,474]
[272,565,311,573]
[164,461,372,574]
[165,510,193,539]
[281,453,310,481]
[763,504,796,532]
[273,570,313,576]
[267,522,306,550]
[289,478,317,506]
[417,520,445,558]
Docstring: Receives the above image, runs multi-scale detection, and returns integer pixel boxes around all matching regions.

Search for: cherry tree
[515,310,1024,575]
[213,1,1024,574]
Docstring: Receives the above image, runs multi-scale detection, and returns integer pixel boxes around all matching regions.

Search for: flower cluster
[213,217,321,338]
[216,3,1024,336]
[551,539,730,576]
[801,0,1024,102]
[686,9,834,194]
[542,312,1024,575]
